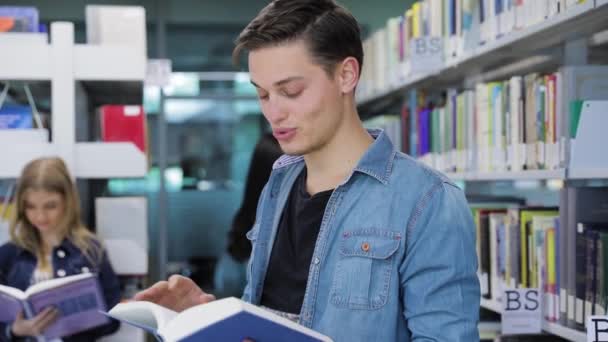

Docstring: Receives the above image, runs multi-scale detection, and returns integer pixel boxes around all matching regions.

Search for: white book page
[0,284,26,301]
[109,301,178,332]
[25,273,93,297]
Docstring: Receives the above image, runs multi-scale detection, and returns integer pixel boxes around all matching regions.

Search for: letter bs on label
[501,288,542,335]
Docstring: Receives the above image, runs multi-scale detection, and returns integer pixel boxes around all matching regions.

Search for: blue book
[0,104,33,129]
[0,6,39,32]
[104,297,333,342]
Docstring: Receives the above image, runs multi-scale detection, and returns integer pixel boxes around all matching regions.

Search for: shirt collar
[272,129,396,184]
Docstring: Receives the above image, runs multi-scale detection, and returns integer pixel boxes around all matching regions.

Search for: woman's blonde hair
[9,157,102,268]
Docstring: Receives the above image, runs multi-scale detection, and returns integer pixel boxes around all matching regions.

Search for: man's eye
[282,90,301,98]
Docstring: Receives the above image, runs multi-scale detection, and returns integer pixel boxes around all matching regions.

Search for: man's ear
[337,57,360,94]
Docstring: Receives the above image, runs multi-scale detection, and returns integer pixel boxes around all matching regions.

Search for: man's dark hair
[233,0,364,77]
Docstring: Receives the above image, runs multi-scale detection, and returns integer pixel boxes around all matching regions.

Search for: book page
[25,273,92,297]
[0,290,25,323]
[27,275,109,339]
[107,301,178,333]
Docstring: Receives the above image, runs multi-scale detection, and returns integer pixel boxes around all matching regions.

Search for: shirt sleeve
[399,181,480,341]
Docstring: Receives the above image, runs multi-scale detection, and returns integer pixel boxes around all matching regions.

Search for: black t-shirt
[260,168,333,314]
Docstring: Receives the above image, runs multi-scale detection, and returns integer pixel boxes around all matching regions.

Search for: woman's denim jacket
[242,130,480,342]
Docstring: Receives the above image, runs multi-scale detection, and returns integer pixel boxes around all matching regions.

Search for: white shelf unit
[0,22,147,178]
[445,169,567,181]
[480,298,587,342]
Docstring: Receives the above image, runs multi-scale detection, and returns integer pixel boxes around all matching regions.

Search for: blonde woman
[0,157,120,341]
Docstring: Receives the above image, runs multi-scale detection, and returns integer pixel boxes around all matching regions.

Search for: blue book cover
[0,104,33,129]
[105,297,333,342]
[0,6,39,32]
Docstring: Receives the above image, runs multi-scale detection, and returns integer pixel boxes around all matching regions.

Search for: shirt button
[57,269,66,277]
[361,242,370,252]
[57,250,66,258]
[313,257,320,265]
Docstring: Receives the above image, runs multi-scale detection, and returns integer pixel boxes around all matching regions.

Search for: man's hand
[11,308,59,337]
[133,275,216,312]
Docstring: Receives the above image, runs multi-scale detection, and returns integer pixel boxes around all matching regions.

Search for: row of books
[0,6,41,33]
[474,186,608,332]
[0,103,147,153]
[402,66,608,173]
[416,71,561,173]
[357,0,592,99]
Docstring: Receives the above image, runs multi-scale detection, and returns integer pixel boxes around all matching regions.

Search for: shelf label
[502,288,541,335]
[410,37,443,73]
[588,316,608,342]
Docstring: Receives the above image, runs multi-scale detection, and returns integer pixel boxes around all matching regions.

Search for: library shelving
[0,22,147,178]
[480,298,586,342]
[445,169,567,182]
[358,1,608,341]
[358,1,608,108]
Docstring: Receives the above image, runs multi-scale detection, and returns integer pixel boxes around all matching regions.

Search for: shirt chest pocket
[330,229,401,310]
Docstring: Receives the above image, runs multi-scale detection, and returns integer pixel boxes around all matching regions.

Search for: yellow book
[547,228,556,290]
[405,9,414,40]
[519,210,558,288]
[412,2,421,38]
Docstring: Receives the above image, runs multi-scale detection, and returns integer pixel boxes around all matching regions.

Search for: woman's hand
[11,308,59,337]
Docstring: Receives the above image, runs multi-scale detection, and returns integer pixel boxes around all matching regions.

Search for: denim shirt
[242,130,480,342]
[0,239,120,342]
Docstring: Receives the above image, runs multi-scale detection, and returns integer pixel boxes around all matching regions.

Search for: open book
[0,273,109,339]
[104,297,332,342]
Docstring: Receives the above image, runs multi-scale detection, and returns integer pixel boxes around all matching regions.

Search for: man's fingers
[133,281,169,302]
[168,275,193,292]
[199,293,216,304]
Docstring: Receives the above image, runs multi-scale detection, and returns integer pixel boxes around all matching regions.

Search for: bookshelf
[480,299,586,342]
[0,22,147,178]
[359,2,608,342]
[445,169,567,181]
[357,1,608,109]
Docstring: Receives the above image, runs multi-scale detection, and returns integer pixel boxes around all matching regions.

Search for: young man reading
[135,0,480,340]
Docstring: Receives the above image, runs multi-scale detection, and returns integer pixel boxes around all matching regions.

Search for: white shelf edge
[75,142,147,178]
[0,39,145,82]
[356,2,598,105]
[542,321,587,342]
[0,44,52,80]
[480,298,503,313]
[0,143,63,178]
[568,168,608,179]
[74,45,146,81]
[0,142,146,178]
[480,298,586,342]
[445,169,566,181]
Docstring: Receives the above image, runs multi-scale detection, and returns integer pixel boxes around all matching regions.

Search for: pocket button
[361,242,370,252]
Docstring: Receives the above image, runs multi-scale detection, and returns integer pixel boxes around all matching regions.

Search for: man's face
[249,40,345,156]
